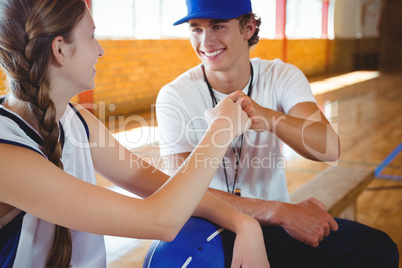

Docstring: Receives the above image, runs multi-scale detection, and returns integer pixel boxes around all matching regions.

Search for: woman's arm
[78,101,269,266]
[79,115,269,265]
[193,191,269,267]
[0,144,158,238]
[0,97,250,242]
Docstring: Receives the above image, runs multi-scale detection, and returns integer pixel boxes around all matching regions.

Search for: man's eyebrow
[210,19,230,25]
[189,22,200,28]
[189,19,231,28]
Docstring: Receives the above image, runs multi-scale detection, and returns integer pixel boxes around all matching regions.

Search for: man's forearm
[192,191,261,233]
[262,108,340,162]
[207,188,284,226]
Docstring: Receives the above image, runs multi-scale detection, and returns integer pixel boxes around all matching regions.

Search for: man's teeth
[205,49,224,57]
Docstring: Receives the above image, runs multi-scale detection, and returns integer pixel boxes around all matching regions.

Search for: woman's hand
[231,217,270,268]
[205,96,251,138]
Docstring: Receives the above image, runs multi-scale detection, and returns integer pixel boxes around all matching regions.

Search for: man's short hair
[238,12,261,47]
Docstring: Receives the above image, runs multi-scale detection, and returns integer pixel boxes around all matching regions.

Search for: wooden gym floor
[98,70,402,267]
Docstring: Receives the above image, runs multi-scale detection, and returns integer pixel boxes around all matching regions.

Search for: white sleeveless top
[0,103,106,268]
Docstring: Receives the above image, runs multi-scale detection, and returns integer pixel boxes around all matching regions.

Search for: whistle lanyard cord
[202,63,253,195]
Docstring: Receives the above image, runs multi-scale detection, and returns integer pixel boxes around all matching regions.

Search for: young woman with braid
[0,0,269,267]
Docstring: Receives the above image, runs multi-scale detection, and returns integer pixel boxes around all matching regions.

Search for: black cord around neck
[202,62,254,196]
[203,62,254,107]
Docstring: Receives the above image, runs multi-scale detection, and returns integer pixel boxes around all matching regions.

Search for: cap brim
[173,10,245,26]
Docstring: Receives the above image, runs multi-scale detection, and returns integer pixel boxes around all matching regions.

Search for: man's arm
[230,91,340,162]
[163,152,338,247]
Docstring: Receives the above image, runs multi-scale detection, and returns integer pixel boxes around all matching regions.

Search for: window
[92,0,190,39]
[328,0,335,39]
[92,0,135,38]
[333,0,383,38]
[92,0,277,39]
[160,0,191,38]
[93,0,383,41]
[253,0,277,39]
[361,0,382,37]
[286,0,323,39]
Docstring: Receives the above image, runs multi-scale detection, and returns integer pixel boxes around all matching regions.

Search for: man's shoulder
[251,57,304,79]
[251,57,295,71]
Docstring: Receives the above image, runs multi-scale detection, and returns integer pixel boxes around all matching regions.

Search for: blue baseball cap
[173,0,252,26]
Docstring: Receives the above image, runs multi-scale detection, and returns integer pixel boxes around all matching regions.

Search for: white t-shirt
[156,58,316,202]
[0,103,106,268]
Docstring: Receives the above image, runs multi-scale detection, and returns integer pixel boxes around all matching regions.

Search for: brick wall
[0,73,7,96]
[94,38,376,119]
[287,39,328,76]
[250,39,284,62]
[0,37,379,119]
[93,39,200,122]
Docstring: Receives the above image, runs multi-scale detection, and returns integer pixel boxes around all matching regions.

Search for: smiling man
[154,0,399,267]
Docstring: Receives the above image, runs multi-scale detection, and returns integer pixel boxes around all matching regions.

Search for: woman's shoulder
[61,102,95,141]
[0,105,45,157]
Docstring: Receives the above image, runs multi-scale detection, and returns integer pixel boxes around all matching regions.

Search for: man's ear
[51,36,66,65]
[243,19,256,41]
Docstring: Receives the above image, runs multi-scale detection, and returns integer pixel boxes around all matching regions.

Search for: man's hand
[205,95,252,138]
[208,189,338,247]
[228,90,272,132]
[278,198,339,247]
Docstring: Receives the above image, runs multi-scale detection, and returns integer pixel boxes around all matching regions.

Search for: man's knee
[336,218,399,267]
[363,229,399,268]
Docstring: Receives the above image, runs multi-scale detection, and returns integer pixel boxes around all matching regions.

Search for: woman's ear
[243,19,256,41]
[51,36,66,65]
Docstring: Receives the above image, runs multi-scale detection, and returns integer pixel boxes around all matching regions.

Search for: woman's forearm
[143,119,240,238]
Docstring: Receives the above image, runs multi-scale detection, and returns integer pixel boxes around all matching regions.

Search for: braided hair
[0,0,86,267]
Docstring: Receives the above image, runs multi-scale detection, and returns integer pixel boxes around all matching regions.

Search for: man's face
[189,18,251,72]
